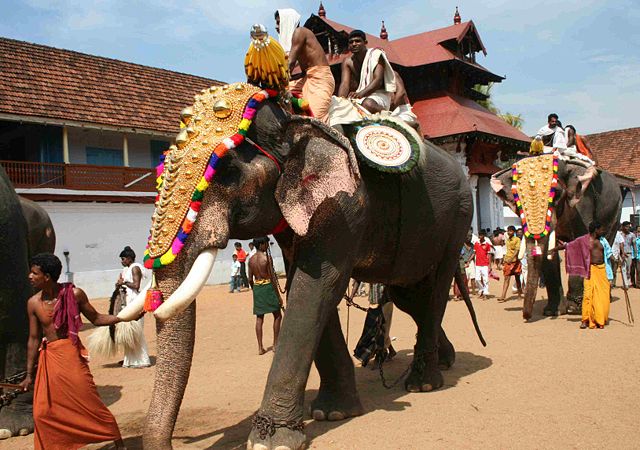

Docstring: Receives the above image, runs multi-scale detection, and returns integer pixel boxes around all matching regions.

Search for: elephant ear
[561,160,595,208]
[491,167,517,214]
[275,117,360,236]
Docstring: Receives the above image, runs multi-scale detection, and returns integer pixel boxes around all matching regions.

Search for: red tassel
[144,273,164,312]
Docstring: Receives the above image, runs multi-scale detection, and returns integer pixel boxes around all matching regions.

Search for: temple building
[305,4,530,232]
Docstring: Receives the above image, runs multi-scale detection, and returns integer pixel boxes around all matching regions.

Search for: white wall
[37,202,284,298]
[620,187,639,223]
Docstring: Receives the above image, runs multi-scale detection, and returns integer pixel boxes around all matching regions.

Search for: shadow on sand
[143,349,492,449]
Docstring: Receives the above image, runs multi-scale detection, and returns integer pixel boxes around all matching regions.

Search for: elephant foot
[248,413,305,450]
[310,388,364,421]
[405,348,443,393]
[543,308,558,317]
[0,396,34,439]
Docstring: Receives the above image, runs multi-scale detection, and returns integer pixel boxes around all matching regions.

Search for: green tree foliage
[473,83,524,129]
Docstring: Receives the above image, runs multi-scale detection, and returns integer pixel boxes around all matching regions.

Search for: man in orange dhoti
[19,253,125,450]
[275,9,335,123]
[557,222,613,329]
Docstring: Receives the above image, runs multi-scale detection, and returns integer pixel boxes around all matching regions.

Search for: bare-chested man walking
[275,8,335,122]
[248,237,283,355]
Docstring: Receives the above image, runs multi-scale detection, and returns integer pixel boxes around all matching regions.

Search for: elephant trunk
[522,237,548,320]
[143,270,197,450]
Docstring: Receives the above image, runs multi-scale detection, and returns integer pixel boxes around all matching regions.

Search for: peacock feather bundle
[244,24,289,91]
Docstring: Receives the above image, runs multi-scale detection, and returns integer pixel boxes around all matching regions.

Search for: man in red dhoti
[19,253,125,450]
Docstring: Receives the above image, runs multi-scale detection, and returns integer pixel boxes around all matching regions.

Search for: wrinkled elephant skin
[139,102,477,450]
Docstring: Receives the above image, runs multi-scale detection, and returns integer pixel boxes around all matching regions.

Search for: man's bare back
[248,251,271,282]
[288,26,329,73]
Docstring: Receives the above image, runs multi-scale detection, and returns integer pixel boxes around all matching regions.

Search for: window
[86,147,124,166]
[150,140,170,168]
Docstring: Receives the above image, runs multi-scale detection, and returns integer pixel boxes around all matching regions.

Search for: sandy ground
[4,271,640,450]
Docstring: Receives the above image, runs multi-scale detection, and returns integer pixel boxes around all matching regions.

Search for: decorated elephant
[492,155,621,320]
[0,165,56,439]
[118,82,484,450]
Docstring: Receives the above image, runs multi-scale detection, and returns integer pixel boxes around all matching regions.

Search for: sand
[3,274,640,449]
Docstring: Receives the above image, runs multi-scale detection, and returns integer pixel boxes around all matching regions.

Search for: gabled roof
[412,92,530,143]
[0,37,223,134]
[307,15,498,73]
[586,127,640,184]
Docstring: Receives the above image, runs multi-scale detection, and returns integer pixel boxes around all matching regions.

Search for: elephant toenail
[327,411,346,421]
[312,410,326,421]
[422,384,434,392]
[0,429,11,439]
[18,428,30,436]
[275,446,293,450]
[253,444,269,450]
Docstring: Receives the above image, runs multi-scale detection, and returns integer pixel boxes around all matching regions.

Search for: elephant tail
[454,266,487,347]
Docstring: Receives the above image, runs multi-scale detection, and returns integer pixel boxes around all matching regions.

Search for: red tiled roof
[319,18,493,70]
[586,127,640,183]
[0,37,223,134]
[413,92,530,142]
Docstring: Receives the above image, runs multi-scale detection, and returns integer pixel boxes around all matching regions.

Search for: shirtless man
[275,9,335,122]
[338,30,395,114]
[390,70,419,128]
[19,253,125,449]
[556,222,613,328]
[247,237,282,355]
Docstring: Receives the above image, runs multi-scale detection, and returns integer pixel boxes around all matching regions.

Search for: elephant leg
[0,341,33,439]
[248,233,356,450]
[438,327,456,370]
[543,255,563,316]
[143,302,196,450]
[310,307,364,422]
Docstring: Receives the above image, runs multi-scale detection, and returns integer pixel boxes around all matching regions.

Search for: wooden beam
[62,126,69,163]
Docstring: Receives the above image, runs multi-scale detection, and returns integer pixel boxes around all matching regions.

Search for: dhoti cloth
[34,338,121,450]
[582,264,610,328]
[503,260,522,277]
[252,280,281,315]
[289,65,335,123]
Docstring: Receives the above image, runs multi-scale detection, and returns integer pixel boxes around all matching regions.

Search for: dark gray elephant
[492,157,621,320]
[118,83,484,450]
[0,164,56,440]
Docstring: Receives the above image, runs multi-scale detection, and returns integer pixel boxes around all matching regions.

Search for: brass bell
[202,140,209,146]
[185,170,193,179]
[168,214,175,223]
[191,153,200,161]
[213,99,232,119]
[179,186,187,192]
[176,129,188,148]
[186,127,196,137]
[215,127,223,134]
[235,84,244,91]
[194,115,202,123]
[221,85,229,90]
[180,107,194,124]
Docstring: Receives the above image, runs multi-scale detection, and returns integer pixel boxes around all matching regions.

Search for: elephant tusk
[547,230,556,260]
[117,280,151,321]
[154,249,217,321]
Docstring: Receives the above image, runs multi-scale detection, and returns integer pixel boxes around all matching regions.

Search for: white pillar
[123,134,129,167]
[62,126,70,163]
[469,175,479,234]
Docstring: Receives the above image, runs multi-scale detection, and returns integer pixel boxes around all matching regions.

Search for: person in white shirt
[534,113,567,153]
[229,254,241,293]
[619,221,635,288]
[116,246,151,368]
[246,242,257,265]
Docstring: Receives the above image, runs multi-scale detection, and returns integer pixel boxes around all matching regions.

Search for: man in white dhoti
[337,30,396,114]
[534,113,567,153]
[390,70,418,129]
[116,246,151,368]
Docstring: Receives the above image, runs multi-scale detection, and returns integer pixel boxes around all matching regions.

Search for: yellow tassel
[530,138,544,155]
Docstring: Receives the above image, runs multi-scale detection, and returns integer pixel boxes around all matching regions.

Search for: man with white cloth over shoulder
[337,29,396,114]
